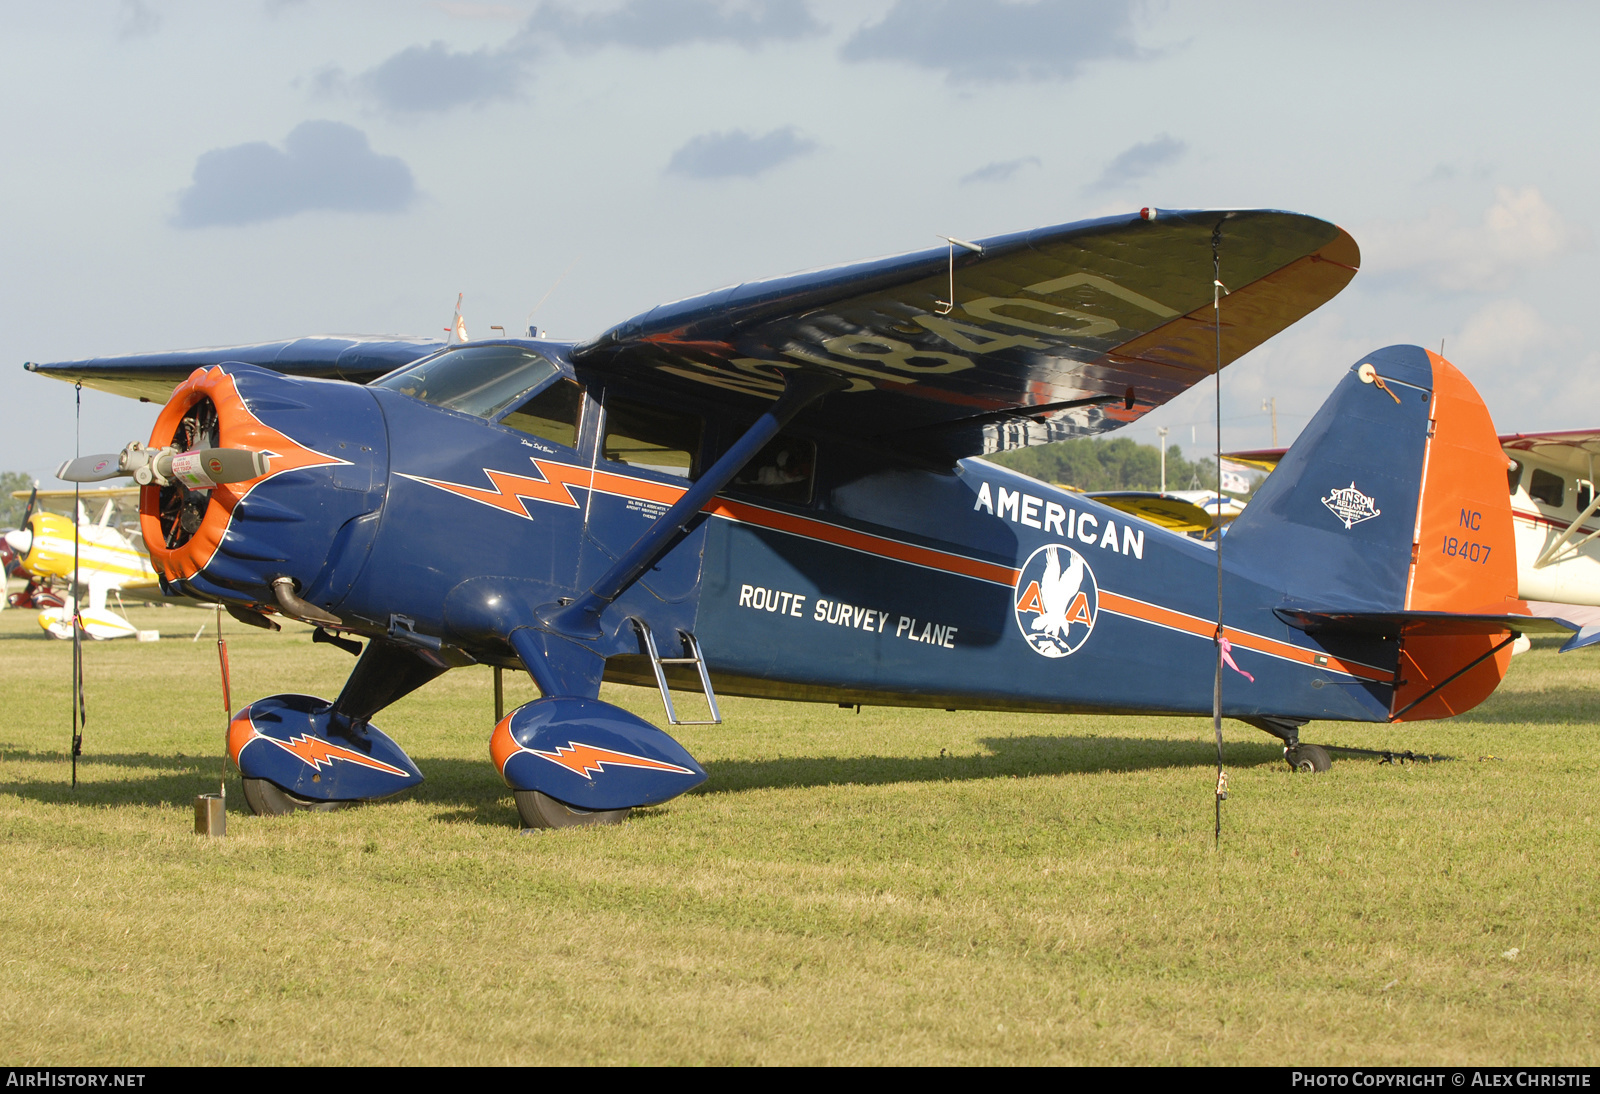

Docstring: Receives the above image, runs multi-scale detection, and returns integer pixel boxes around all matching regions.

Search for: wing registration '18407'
[573,209,1358,458]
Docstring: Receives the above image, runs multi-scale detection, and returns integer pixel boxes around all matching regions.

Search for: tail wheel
[1286,743,1332,773]
[514,789,629,830]
[241,777,355,816]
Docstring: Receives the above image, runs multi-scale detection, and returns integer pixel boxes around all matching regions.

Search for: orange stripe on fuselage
[704,498,1022,587]
[415,462,1380,681]
[406,464,1022,584]
[1097,590,1393,683]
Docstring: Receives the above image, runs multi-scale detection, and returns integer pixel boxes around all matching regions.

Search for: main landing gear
[229,640,440,816]
[513,789,630,830]
[241,777,355,816]
[491,695,705,830]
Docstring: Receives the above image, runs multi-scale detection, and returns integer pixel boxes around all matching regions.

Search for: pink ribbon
[1218,634,1255,683]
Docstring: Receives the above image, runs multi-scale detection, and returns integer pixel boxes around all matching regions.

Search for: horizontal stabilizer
[1276,605,1573,637]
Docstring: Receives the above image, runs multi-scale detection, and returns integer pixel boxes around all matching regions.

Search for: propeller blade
[165,448,270,489]
[55,444,269,489]
[56,453,127,483]
[21,485,36,525]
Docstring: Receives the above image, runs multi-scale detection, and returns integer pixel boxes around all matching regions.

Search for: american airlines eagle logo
[1012,543,1098,658]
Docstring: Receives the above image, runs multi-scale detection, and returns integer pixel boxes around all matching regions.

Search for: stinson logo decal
[1013,543,1098,658]
[1322,482,1381,529]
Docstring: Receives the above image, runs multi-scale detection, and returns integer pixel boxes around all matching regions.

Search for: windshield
[373,345,560,419]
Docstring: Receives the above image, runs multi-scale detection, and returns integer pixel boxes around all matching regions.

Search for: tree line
[983,438,1221,494]
[0,471,32,528]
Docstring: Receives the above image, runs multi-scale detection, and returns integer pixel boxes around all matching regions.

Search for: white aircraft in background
[1500,431,1600,605]
[3,487,162,639]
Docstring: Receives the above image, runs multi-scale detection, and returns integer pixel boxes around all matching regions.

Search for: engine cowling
[141,363,389,623]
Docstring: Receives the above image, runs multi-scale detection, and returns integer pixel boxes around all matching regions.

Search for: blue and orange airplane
[31,208,1584,828]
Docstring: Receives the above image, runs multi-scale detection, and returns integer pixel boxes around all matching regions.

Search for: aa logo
[1013,543,1097,658]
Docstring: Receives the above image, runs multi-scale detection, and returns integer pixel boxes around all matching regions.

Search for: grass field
[0,599,1595,1065]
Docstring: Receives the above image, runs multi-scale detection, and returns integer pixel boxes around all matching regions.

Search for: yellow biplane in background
[1086,489,1246,538]
[3,487,163,639]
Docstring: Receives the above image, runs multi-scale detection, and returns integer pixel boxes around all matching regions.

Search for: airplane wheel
[241,777,355,816]
[1286,744,1332,773]
[514,789,630,830]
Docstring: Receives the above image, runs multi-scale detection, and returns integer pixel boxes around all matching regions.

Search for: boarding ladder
[631,619,722,726]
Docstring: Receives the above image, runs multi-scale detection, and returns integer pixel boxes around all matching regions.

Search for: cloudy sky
[4,0,1598,484]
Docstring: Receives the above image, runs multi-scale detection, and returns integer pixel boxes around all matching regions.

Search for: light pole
[1157,426,1168,493]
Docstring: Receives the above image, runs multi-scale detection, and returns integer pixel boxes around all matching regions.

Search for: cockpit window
[730,436,815,505]
[500,379,583,449]
[1529,468,1565,508]
[603,397,702,479]
[373,345,560,419]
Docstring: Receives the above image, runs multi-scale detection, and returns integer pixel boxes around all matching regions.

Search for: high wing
[24,335,444,403]
[24,209,1356,460]
[1499,429,1600,468]
[573,209,1357,458]
[13,487,141,505]
[1223,448,1288,473]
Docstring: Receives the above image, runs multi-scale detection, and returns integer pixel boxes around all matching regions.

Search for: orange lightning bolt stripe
[265,733,412,776]
[229,712,412,777]
[529,741,694,781]
[401,459,684,519]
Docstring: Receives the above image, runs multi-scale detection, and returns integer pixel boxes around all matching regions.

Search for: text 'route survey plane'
[30,209,1586,828]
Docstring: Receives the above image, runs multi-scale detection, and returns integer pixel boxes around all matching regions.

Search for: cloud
[1088,134,1184,191]
[1362,187,1589,292]
[841,0,1143,83]
[1423,161,1492,185]
[524,0,824,51]
[173,121,416,228]
[328,40,531,115]
[116,0,161,40]
[666,127,815,178]
[1441,298,1600,427]
[1453,298,1553,368]
[960,157,1041,184]
[431,1,524,18]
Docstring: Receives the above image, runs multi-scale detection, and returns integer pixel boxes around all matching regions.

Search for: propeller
[56,442,270,490]
[3,486,39,566]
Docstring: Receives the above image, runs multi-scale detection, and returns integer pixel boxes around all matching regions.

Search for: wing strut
[543,370,848,640]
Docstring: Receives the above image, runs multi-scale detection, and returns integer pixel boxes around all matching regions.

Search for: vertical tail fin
[1226,345,1517,719]
[446,293,469,345]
